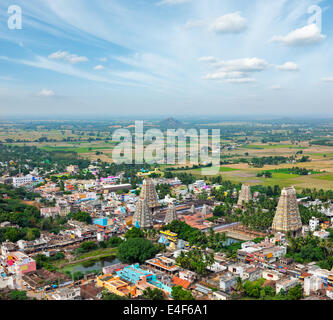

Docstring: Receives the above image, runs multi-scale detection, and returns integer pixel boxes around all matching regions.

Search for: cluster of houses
[2,160,333,300]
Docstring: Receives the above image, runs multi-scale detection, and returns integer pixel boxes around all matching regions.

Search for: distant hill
[159,117,183,128]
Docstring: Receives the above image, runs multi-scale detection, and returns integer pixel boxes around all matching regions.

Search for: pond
[66,256,121,274]
[222,237,241,246]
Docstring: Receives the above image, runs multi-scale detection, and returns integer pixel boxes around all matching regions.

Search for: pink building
[40,207,60,218]
[6,251,36,275]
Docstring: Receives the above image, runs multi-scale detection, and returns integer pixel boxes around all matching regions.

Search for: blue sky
[0,0,333,117]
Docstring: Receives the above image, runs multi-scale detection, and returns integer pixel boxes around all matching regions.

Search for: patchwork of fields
[3,128,333,190]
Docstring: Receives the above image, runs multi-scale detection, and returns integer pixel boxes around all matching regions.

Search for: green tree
[117,238,160,264]
[171,286,194,300]
[142,287,165,300]
[125,227,145,239]
[8,290,28,300]
[287,284,303,300]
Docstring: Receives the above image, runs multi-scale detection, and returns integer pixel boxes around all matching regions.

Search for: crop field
[2,119,333,191]
[172,140,333,190]
[243,144,307,150]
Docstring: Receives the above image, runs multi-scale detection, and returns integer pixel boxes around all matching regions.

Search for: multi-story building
[96,274,137,297]
[309,217,320,232]
[116,264,172,297]
[219,273,238,293]
[40,207,60,218]
[262,269,282,281]
[5,251,36,275]
[276,278,299,294]
[12,175,34,187]
[304,275,324,296]
[145,255,179,275]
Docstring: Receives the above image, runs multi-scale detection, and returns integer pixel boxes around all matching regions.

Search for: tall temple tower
[272,186,302,237]
[237,184,252,207]
[190,204,195,214]
[133,197,153,229]
[140,178,160,214]
[201,204,208,216]
[164,203,177,224]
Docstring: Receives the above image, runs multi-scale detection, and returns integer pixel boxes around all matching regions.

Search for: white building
[309,217,320,232]
[262,270,281,281]
[276,278,299,294]
[219,273,238,293]
[50,287,81,300]
[304,275,323,296]
[242,267,262,282]
[179,270,196,283]
[270,232,286,245]
[207,262,227,273]
[0,274,15,290]
[12,175,34,187]
[326,290,333,299]
[313,230,329,239]
[227,263,251,278]
[192,180,206,188]
[213,291,230,300]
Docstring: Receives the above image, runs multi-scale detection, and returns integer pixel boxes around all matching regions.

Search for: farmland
[2,118,333,191]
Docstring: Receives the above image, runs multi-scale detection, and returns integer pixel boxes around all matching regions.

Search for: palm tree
[235,276,244,293]
[219,232,227,246]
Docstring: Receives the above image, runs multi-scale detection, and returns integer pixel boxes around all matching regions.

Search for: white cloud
[157,0,192,6]
[94,65,105,70]
[270,85,282,90]
[276,62,299,71]
[208,12,247,34]
[99,57,107,62]
[202,71,247,80]
[0,55,133,87]
[38,89,55,97]
[213,58,269,72]
[271,24,326,46]
[48,50,89,64]
[198,56,218,63]
[226,78,255,83]
[321,77,333,83]
[200,57,268,84]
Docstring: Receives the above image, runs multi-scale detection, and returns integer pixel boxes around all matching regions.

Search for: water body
[222,237,241,246]
[69,256,120,273]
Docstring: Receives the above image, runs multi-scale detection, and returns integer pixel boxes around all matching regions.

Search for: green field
[263,168,320,175]
[40,145,115,153]
[243,144,307,150]
[314,174,333,181]
[185,166,239,174]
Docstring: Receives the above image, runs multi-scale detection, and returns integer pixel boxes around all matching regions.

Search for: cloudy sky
[0,0,332,117]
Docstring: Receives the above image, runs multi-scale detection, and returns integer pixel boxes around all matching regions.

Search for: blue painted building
[116,264,172,296]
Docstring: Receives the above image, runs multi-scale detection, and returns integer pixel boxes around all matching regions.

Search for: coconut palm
[235,276,244,293]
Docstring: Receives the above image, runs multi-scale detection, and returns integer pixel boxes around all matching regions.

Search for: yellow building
[160,230,178,242]
[137,168,164,177]
[96,274,138,297]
